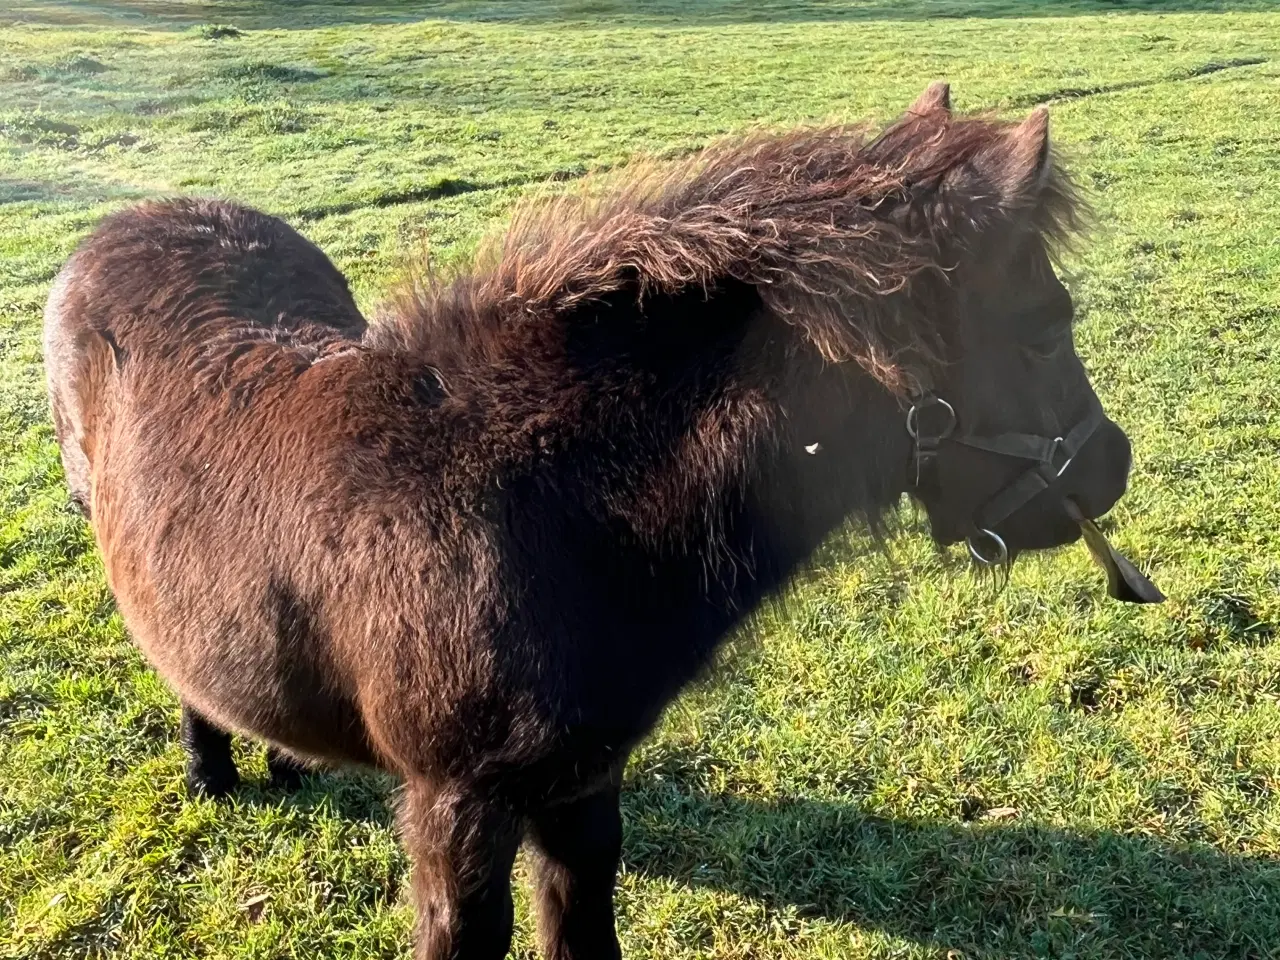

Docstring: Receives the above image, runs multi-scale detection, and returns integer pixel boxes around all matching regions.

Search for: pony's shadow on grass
[233,752,1280,955]
[619,765,1280,957]
[237,765,399,827]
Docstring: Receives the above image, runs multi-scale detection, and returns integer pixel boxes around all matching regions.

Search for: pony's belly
[112,577,379,769]
[182,665,376,769]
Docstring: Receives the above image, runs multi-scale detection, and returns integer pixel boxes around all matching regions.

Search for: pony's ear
[969,107,1053,207]
[908,81,951,118]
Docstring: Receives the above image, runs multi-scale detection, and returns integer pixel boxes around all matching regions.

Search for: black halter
[906,384,1105,565]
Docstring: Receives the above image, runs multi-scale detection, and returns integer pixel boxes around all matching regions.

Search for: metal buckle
[966,528,1009,567]
[905,397,956,442]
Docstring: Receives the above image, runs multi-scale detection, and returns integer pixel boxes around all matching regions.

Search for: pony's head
[888,83,1130,563]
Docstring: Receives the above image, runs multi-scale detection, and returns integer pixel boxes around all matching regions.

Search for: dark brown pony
[45,84,1133,960]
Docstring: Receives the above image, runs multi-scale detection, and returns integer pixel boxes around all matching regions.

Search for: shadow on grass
[9,0,1280,31]
[0,177,147,207]
[238,765,399,826]
[236,756,1280,957]
[621,768,1280,958]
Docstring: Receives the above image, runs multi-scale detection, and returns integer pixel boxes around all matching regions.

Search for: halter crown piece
[905,377,1104,566]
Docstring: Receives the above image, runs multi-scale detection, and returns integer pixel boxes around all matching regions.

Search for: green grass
[3,2,1280,957]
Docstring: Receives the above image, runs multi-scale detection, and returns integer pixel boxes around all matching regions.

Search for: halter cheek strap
[951,398,1104,529]
[906,382,1104,565]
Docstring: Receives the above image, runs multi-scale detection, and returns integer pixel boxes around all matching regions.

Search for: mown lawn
[3,2,1280,957]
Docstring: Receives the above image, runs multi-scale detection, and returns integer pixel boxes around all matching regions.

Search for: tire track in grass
[291,166,589,222]
[290,143,707,223]
[1010,56,1269,108]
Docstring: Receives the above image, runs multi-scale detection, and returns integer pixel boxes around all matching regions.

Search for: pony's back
[43,199,365,514]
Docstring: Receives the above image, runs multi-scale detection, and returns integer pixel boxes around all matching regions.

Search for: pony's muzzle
[1056,416,1132,523]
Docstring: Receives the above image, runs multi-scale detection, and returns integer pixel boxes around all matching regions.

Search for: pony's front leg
[528,781,625,960]
[401,777,524,960]
[179,704,239,798]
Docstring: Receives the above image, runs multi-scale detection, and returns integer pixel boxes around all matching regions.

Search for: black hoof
[266,750,307,791]
[186,759,241,799]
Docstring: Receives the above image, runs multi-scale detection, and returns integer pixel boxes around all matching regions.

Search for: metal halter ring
[966,528,1009,567]
[905,397,957,442]
[1049,436,1073,478]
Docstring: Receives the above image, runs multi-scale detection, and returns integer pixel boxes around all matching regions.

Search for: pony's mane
[376,109,1085,391]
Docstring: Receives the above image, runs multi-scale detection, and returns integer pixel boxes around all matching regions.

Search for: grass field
[4,1,1280,957]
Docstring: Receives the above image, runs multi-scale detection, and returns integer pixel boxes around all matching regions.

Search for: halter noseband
[906,382,1104,566]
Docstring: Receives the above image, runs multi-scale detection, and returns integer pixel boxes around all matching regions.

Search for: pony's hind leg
[265,748,308,791]
[179,704,239,798]
[400,778,523,960]
[528,783,624,960]
[180,704,308,796]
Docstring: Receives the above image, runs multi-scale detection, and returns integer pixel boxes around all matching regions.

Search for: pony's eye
[1020,331,1067,361]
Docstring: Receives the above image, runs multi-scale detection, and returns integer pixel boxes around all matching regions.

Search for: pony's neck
[381,268,916,595]
[732,331,912,593]
[500,279,914,587]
